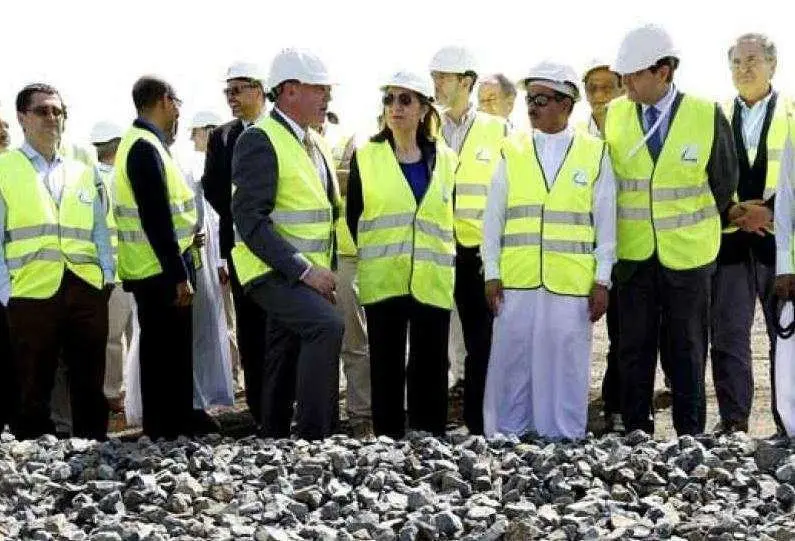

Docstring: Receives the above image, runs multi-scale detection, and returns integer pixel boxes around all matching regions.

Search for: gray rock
[434,510,463,535]
[406,486,435,511]
[538,504,561,527]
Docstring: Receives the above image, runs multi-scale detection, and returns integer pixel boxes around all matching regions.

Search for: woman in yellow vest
[481,62,616,440]
[346,71,457,438]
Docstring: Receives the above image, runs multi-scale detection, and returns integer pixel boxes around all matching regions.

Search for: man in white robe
[482,61,617,440]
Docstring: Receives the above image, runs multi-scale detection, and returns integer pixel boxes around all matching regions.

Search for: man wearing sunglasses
[482,62,616,439]
[429,45,507,436]
[201,62,269,428]
[0,83,115,440]
[606,24,740,437]
[114,76,199,439]
[231,48,344,441]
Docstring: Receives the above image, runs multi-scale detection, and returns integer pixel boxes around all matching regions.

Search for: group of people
[1,23,794,443]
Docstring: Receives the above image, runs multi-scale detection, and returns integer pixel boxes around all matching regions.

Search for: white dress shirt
[641,84,677,142]
[736,91,774,164]
[442,105,478,153]
[482,125,617,287]
[775,137,795,275]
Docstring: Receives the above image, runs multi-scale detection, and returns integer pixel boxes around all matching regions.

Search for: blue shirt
[0,143,115,305]
[400,160,429,203]
[641,84,677,144]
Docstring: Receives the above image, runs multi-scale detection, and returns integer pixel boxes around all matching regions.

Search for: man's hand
[218,267,230,285]
[727,203,746,224]
[175,280,194,307]
[192,232,206,248]
[775,274,795,299]
[588,283,609,323]
[485,279,504,315]
[733,202,772,236]
[302,266,337,303]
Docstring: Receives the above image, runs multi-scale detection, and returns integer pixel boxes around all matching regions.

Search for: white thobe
[774,137,795,436]
[482,125,617,440]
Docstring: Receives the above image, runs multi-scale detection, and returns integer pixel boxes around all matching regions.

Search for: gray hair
[727,33,777,62]
[480,73,516,98]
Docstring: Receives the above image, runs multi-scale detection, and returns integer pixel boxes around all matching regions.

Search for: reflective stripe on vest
[499,130,603,296]
[230,116,340,286]
[452,112,505,247]
[0,150,102,298]
[113,126,197,280]
[605,94,720,270]
[356,139,457,309]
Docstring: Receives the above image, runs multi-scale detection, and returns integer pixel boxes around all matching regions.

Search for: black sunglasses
[382,92,415,107]
[525,93,565,107]
[27,105,65,118]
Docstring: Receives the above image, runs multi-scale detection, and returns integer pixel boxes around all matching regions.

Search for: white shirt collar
[443,104,476,128]
[273,107,306,141]
[97,162,113,174]
[20,141,62,169]
[642,84,676,114]
[533,124,574,142]
[737,89,774,113]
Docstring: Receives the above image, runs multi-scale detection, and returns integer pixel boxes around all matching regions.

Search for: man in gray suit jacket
[231,49,344,440]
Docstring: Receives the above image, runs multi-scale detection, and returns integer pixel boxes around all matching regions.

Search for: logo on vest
[77,188,94,204]
[572,169,588,187]
[680,144,699,164]
[475,148,492,163]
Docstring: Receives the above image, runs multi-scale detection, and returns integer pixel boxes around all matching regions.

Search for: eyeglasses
[223,83,258,97]
[27,105,65,118]
[525,93,564,107]
[167,94,182,107]
[382,92,415,107]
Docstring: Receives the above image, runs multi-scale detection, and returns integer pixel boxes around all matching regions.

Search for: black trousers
[6,271,108,440]
[455,244,493,435]
[617,258,712,436]
[229,258,268,424]
[710,256,782,431]
[366,296,450,438]
[601,285,621,414]
[0,303,13,428]
[131,276,193,440]
[248,273,343,440]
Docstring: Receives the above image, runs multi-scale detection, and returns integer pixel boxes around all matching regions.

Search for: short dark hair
[16,83,64,114]
[649,57,679,83]
[132,76,176,112]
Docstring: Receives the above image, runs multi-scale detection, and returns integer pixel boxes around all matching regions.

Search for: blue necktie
[645,106,662,159]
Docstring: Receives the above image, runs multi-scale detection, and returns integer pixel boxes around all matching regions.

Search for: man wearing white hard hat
[346,70,456,438]
[711,33,788,435]
[202,62,269,427]
[231,48,344,440]
[481,61,616,440]
[430,45,507,435]
[606,24,740,436]
[89,120,132,421]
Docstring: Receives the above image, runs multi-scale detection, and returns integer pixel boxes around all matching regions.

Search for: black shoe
[190,409,221,435]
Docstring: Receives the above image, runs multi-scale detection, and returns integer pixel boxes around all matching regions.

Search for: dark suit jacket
[231,110,339,289]
[202,119,244,259]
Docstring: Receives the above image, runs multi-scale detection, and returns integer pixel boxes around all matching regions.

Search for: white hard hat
[190,111,224,129]
[224,61,265,83]
[89,121,123,144]
[429,46,478,74]
[519,61,580,101]
[614,24,679,75]
[267,48,333,89]
[582,58,615,81]
[381,70,435,101]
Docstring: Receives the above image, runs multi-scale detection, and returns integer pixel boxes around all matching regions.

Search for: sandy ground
[587,303,778,439]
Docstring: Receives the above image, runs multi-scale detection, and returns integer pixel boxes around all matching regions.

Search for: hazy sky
[1,0,792,152]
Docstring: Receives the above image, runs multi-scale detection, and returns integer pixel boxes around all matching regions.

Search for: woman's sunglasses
[382,92,415,107]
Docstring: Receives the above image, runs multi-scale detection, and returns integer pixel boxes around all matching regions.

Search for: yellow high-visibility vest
[231,116,340,286]
[500,130,604,296]
[356,139,457,309]
[605,94,720,270]
[113,126,197,280]
[0,149,103,298]
[453,112,506,247]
